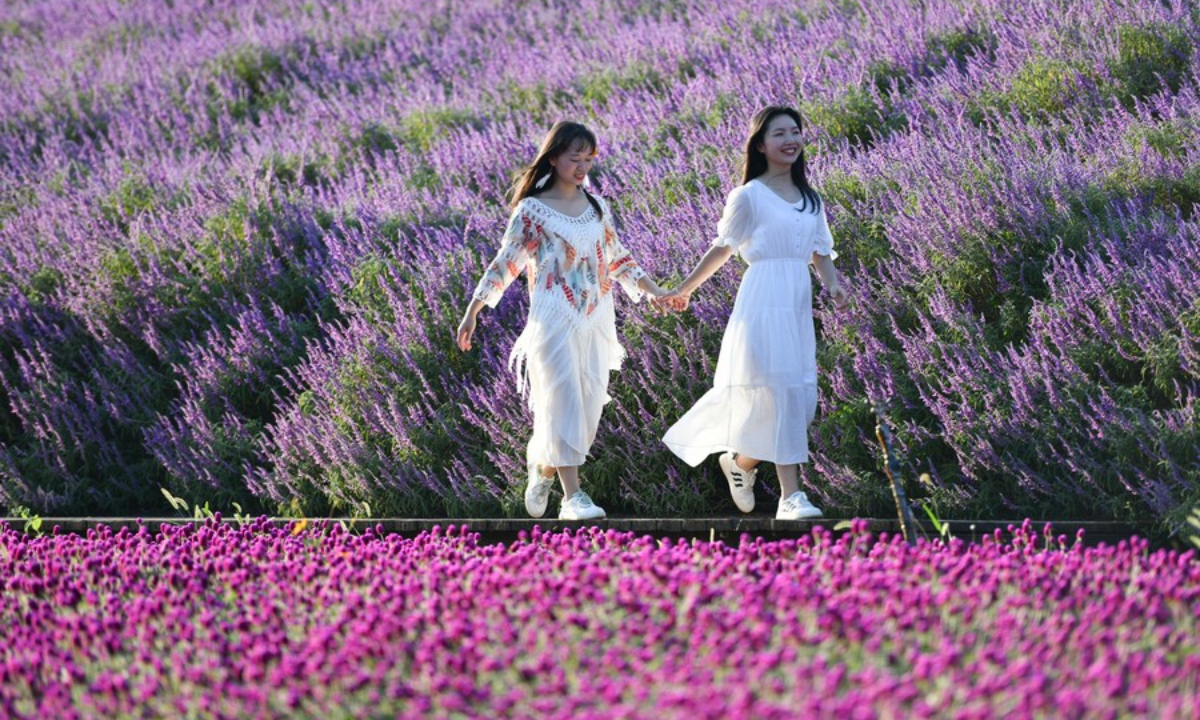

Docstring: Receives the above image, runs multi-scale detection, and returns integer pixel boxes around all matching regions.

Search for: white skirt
[663,258,819,466]
[513,294,624,468]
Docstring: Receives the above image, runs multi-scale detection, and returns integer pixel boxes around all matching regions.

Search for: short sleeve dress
[662,179,835,466]
[471,195,647,468]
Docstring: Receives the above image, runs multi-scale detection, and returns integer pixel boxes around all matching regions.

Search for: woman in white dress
[457,121,668,520]
[662,106,849,520]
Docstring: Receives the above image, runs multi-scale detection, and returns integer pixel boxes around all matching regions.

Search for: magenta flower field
[1,520,1196,719]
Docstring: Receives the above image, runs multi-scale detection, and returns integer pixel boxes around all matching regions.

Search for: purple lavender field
[0,0,1196,527]
[1,520,1196,718]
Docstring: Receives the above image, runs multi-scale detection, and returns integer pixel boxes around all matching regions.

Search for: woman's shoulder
[728,181,758,201]
[723,181,760,214]
[512,196,551,221]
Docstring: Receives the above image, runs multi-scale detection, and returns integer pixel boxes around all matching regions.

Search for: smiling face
[757,113,803,169]
[549,139,597,190]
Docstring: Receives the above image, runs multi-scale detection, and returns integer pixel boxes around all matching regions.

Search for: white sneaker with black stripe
[719,452,757,513]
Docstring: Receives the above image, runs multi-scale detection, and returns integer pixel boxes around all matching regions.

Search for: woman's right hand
[456,313,477,351]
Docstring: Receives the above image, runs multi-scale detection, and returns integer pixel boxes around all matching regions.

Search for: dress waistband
[746,256,807,265]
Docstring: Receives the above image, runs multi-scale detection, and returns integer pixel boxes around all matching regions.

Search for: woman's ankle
[733,453,760,472]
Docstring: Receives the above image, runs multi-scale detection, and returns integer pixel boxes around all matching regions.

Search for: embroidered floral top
[471,196,647,318]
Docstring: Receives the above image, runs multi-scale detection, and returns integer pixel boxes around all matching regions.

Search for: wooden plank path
[1,516,1157,547]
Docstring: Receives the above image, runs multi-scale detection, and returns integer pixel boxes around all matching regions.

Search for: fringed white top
[471,195,647,400]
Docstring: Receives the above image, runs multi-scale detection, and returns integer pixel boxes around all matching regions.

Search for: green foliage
[397,107,479,153]
[0,186,35,228]
[657,171,723,208]
[624,0,694,23]
[346,254,395,324]
[228,83,292,125]
[575,63,668,108]
[867,59,912,96]
[201,44,295,132]
[1126,116,1197,159]
[1009,58,1084,116]
[0,21,27,39]
[492,80,574,122]
[260,152,329,189]
[26,267,63,305]
[1110,23,1194,108]
[819,171,897,269]
[351,122,400,158]
[8,506,43,536]
[96,246,142,322]
[925,27,997,73]
[917,498,952,542]
[968,56,1096,125]
[804,84,908,149]
[405,166,442,192]
[1183,506,1200,550]
[59,91,112,147]
[97,171,190,233]
[161,487,253,525]
[227,45,284,96]
[99,175,158,225]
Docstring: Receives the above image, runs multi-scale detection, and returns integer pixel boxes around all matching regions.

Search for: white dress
[471,196,646,468]
[663,179,835,466]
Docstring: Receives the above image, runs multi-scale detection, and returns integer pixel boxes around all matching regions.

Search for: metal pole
[875,405,918,547]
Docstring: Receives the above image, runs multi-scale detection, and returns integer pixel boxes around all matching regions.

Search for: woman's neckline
[752,177,805,206]
[526,196,595,221]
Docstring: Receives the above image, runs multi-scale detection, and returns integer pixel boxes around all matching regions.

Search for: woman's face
[549,140,596,189]
[757,114,802,168]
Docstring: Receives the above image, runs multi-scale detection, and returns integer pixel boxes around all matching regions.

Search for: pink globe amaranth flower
[4,518,1198,718]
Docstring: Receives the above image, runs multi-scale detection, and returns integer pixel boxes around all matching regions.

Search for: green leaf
[920,502,945,535]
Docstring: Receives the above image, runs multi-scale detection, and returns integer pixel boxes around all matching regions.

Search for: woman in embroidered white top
[661,106,849,521]
[457,121,668,521]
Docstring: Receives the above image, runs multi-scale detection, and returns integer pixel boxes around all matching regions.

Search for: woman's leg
[557,465,581,497]
[774,462,821,519]
[735,454,762,472]
[776,463,800,498]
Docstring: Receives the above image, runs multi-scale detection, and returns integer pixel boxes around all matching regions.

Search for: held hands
[656,288,691,312]
[647,284,691,313]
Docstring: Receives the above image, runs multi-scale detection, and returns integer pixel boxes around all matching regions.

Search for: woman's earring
[534,173,551,189]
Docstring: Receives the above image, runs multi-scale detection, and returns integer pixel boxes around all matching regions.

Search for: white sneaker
[776,491,823,520]
[558,490,606,520]
[524,462,555,518]
[719,452,756,513]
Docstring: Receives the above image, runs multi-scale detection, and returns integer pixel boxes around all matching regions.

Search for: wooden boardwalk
[2,516,1158,547]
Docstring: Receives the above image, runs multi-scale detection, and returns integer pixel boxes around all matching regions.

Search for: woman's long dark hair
[508,121,603,219]
[741,106,821,213]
